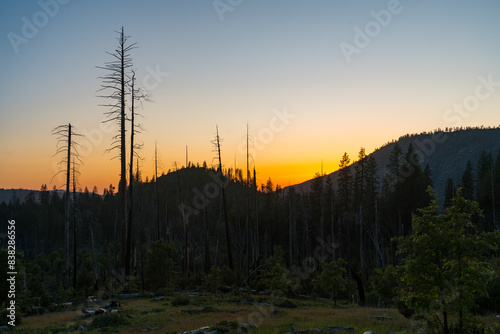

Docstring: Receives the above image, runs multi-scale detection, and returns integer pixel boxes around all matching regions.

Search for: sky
[1,0,500,192]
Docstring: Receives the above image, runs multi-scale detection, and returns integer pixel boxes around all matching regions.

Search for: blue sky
[1,0,500,190]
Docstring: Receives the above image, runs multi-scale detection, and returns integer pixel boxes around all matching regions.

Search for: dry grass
[18,308,90,330]
[16,297,415,333]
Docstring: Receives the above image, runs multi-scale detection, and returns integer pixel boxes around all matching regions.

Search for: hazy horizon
[1,1,500,191]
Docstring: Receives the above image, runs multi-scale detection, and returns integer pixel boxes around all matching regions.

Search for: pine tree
[353,148,367,271]
[337,152,352,214]
[386,142,403,194]
[476,151,494,229]
[337,152,352,259]
[461,160,474,201]
[385,143,403,236]
[400,143,428,231]
[444,177,455,208]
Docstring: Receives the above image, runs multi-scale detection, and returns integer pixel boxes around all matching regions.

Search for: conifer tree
[461,160,474,201]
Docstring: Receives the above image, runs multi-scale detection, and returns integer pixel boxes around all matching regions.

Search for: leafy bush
[144,239,178,292]
[201,266,223,292]
[395,298,414,319]
[476,258,500,314]
[369,265,398,306]
[312,259,347,304]
[259,246,292,295]
[56,287,74,304]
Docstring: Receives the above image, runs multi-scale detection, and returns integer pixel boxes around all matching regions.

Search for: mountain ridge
[287,127,500,204]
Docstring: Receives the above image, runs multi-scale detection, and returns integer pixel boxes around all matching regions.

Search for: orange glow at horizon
[1,159,341,194]
[256,163,339,189]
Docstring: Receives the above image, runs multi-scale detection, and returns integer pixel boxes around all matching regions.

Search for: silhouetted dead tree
[51,123,82,288]
[126,70,148,275]
[246,123,250,274]
[155,142,160,240]
[174,162,189,273]
[213,126,234,270]
[253,167,259,265]
[97,27,136,275]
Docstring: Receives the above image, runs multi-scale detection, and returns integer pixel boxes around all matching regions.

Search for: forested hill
[0,188,65,205]
[289,127,500,203]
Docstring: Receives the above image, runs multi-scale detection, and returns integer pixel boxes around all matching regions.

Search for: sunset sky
[1,1,500,192]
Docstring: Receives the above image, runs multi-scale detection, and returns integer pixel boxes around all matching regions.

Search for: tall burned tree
[253,167,259,264]
[72,160,81,288]
[126,70,147,275]
[52,123,82,288]
[214,126,234,270]
[155,141,160,240]
[98,27,136,274]
[246,123,252,273]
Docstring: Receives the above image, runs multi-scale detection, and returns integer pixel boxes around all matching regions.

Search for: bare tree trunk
[65,123,71,288]
[119,27,128,276]
[97,26,136,278]
[491,159,496,228]
[301,195,310,260]
[216,126,233,270]
[136,162,145,291]
[254,168,259,264]
[125,73,136,276]
[443,309,449,334]
[204,187,210,274]
[359,206,364,273]
[72,160,77,289]
[176,164,188,274]
[331,196,335,261]
[155,142,160,240]
[289,191,293,266]
[89,218,99,291]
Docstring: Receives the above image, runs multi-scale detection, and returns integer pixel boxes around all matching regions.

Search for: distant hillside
[0,188,64,204]
[288,127,500,204]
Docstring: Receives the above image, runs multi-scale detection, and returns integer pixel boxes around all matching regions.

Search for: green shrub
[311,259,347,304]
[144,240,178,292]
[476,258,500,314]
[395,298,414,319]
[201,267,223,293]
[369,265,397,306]
[259,246,292,295]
